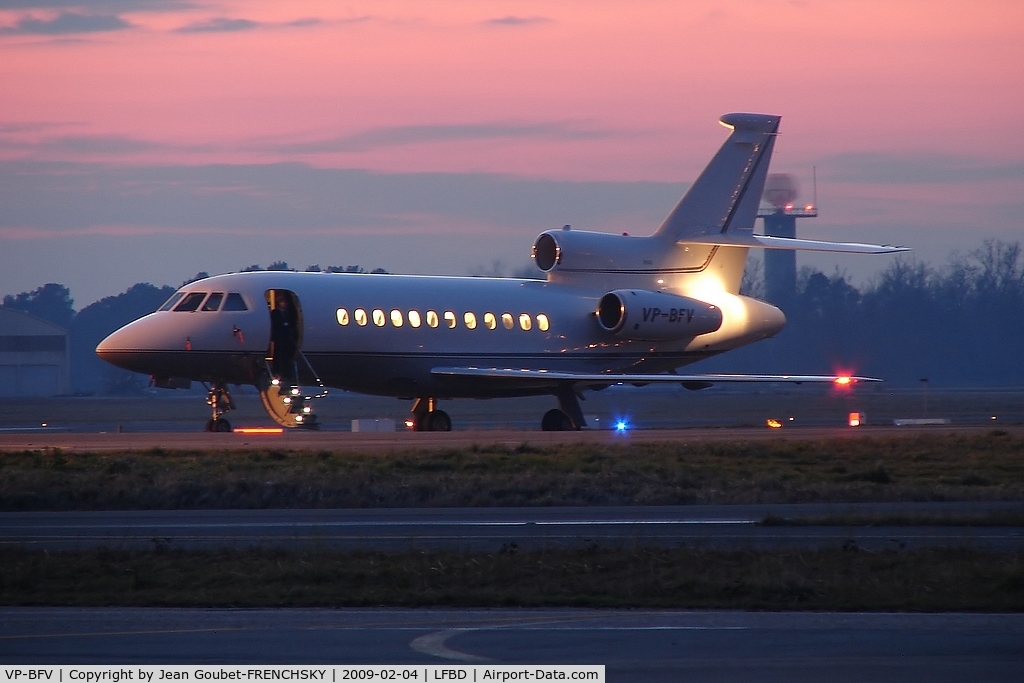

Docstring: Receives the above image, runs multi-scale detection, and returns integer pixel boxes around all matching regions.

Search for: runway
[3,503,1022,551]
[2,607,1022,682]
[1,424,1020,453]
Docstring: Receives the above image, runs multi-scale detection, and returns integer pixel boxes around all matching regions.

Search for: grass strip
[2,431,1024,510]
[1,545,1022,611]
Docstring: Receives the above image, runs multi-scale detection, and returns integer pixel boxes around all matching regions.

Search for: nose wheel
[204,382,235,432]
[410,397,452,432]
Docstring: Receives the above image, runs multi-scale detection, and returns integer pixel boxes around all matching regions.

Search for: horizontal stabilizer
[433,366,879,386]
[681,234,909,254]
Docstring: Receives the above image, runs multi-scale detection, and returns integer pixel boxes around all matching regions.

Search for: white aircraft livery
[97,113,907,432]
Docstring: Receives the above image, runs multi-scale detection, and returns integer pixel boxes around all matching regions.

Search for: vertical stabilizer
[654,113,779,241]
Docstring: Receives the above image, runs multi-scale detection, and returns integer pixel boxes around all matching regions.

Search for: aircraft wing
[682,234,909,254]
[431,366,879,387]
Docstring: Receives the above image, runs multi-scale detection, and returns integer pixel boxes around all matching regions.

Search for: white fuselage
[97,268,785,399]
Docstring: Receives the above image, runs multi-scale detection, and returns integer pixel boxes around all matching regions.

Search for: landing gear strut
[204,382,235,432]
[541,385,586,431]
[410,397,452,432]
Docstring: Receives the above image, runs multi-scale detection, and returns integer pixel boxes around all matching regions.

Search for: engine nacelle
[597,289,722,341]
[532,229,655,273]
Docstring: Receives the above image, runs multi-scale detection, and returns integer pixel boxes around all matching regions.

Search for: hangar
[0,308,70,397]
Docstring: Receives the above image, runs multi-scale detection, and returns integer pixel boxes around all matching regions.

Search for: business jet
[96,113,906,432]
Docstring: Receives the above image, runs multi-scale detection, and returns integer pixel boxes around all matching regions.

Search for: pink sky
[1,0,1022,304]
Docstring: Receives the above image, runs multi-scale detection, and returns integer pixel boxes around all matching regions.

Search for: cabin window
[159,292,185,311]
[174,292,206,312]
[483,312,497,330]
[223,293,248,311]
[444,311,457,329]
[201,293,224,311]
[408,310,422,328]
[537,313,550,331]
[501,313,514,330]
[354,308,368,326]
[519,313,532,331]
[464,312,477,330]
[336,308,350,326]
[390,309,404,327]
[426,310,439,328]
[372,309,386,327]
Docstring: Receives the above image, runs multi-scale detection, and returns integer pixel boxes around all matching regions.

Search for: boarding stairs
[258,352,327,429]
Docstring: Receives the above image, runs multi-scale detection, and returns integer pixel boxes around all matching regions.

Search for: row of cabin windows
[337,308,550,332]
[160,291,249,312]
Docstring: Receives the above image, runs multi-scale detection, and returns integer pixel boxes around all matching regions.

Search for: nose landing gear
[204,382,235,432]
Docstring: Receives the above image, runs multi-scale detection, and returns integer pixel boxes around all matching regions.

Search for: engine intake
[597,289,722,341]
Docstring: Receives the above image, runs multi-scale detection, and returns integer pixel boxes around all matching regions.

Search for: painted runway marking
[410,630,489,662]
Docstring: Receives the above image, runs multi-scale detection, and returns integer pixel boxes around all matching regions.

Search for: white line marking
[410,629,488,662]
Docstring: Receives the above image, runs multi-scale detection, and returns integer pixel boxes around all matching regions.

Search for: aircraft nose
[96,324,134,368]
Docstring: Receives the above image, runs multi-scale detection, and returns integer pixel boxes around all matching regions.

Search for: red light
[834,376,852,386]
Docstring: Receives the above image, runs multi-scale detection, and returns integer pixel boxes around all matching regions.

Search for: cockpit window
[174,292,207,312]
[158,292,185,312]
[202,293,224,311]
[222,293,248,311]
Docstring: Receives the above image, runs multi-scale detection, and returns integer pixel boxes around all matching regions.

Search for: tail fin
[654,113,779,242]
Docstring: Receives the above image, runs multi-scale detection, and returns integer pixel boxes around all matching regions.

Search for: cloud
[820,152,1024,184]
[40,135,167,154]
[482,16,552,27]
[174,17,258,33]
[0,11,132,34]
[0,121,71,133]
[270,121,619,154]
[0,159,680,234]
[174,16,325,33]
[0,1,191,9]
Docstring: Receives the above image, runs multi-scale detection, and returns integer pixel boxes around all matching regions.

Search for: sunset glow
[1,0,1021,304]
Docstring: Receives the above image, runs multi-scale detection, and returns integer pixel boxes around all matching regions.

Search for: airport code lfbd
[1,669,603,683]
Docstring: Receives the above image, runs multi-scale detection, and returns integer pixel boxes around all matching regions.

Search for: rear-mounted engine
[597,289,722,341]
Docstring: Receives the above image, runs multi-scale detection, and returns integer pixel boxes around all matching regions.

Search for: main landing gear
[540,385,587,431]
[204,381,235,432]
[410,397,451,432]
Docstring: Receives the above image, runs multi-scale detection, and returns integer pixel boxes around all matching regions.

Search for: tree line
[3,243,1022,394]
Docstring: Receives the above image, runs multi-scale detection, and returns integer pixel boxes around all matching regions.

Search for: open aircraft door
[258,289,326,428]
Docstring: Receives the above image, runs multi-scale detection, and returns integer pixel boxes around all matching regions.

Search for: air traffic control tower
[758,173,817,307]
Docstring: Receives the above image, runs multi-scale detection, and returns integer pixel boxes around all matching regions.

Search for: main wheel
[204,418,216,432]
[541,408,574,431]
[214,418,232,432]
[426,409,452,432]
